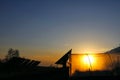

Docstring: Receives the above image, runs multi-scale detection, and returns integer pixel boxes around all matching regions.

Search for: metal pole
[87,54,92,71]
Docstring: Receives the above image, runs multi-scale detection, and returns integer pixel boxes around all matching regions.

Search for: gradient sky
[0,0,120,66]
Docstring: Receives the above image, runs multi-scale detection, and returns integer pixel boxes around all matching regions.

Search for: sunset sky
[0,0,120,66]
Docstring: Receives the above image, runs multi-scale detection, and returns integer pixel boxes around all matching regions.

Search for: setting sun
[81,54,96,71]
[83,55,95,65]
[71,53,112,75]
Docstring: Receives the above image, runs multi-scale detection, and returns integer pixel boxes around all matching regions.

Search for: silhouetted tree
[13,50,19,57]
[6,48,13,60]
[6,48,20,60]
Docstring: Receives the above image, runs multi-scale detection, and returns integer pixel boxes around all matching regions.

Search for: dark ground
[1,66,120,80]
[1,57,120,80]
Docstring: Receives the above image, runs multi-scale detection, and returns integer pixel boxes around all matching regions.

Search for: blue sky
[0,0,120,65]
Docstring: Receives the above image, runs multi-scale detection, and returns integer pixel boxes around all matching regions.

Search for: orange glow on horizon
[83,51,95,54]
[71,53,113,75]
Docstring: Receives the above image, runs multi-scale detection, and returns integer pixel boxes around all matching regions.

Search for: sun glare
[71,53,112,74]
[83,55,94,65]
[81,54,96,70]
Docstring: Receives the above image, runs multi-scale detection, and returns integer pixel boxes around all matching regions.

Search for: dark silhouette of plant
[5,48,20,60]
